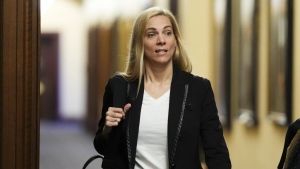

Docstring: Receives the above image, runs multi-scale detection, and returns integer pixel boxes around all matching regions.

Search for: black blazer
[94,65,231,169]
[278,119,300,169]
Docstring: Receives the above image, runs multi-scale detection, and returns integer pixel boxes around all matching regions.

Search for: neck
[144,63,173,84]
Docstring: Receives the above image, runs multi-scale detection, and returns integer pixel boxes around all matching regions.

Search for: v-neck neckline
[144,89,170,101]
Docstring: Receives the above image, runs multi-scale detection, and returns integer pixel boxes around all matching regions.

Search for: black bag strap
[102,78,128,168]
[82,155,103,169]
[82,77,130,169]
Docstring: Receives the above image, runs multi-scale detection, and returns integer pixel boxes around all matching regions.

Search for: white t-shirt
[134,90,170,169]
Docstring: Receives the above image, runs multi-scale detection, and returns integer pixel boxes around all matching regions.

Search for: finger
[106,115,120,122]
[108,107,126,118]
[105,116,120,127]
[108,107,123,112]
[105,121,119,127]
[108,107,124,115]
[123,103,131,119]
[107,107,123,118]
[109,116,120,122]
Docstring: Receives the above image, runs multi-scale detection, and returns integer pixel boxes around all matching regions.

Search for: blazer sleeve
[93,77,114,155]
[199,78,231,169]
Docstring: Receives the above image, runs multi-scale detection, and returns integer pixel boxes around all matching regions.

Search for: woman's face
[143,15,177,67]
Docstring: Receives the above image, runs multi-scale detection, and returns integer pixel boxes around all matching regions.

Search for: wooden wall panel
[86,27,101,132]
[1,0,17,167]
[86,26,116,132]
[1,0,40,168]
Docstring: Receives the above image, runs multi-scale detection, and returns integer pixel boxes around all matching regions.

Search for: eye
[147,33,155,38]
[165,31,173,36]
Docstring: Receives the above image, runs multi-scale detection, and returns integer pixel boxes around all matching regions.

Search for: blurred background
[39,0,300,168]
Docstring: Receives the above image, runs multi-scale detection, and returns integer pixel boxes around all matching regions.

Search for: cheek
[144,45,151,54]
[170,39,177,48]
[171,42,177,50]
[143,44,153,57]
[144,43,155,53]
[143,40,151,49]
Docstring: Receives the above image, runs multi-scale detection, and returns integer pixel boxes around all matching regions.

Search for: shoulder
[104,75,128,93]
[177,71,213,95]
[192,74,210,84]
[107,74,127,84]
[185,72,211,87]
[109,74,126,81]
[289,118,300,130]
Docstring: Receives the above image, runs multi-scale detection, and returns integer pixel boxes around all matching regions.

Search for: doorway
[40,33,59,120]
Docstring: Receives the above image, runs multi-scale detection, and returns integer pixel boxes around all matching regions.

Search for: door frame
[1,0,40,168]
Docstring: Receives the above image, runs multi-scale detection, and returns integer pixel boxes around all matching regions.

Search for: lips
[155,49,168,53]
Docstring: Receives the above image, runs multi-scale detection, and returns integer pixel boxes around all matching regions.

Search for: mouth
[155,49,168,54]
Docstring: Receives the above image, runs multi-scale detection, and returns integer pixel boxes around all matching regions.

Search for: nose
[157,34,166,45]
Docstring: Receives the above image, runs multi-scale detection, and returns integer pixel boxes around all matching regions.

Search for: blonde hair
[119,7,192,92]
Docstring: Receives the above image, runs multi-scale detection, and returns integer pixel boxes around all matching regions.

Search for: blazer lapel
[126,78,144,168]
[168,66,191,165]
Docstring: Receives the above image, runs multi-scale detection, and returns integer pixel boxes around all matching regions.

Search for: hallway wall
[179,0,300,168]
[41,0,88,120]
[294,0,300,121]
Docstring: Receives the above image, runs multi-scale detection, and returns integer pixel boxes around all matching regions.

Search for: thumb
[124,103,131,113]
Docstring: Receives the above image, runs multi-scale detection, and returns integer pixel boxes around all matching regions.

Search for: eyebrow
[145,25,173,32]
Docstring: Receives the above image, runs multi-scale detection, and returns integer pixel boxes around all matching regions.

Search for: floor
[40,120,208,169]
[40,120,103,169]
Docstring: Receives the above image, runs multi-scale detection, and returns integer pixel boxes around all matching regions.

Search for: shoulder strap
[82,155,104,169]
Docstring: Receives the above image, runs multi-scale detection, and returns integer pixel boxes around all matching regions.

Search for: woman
[94,7,231,169]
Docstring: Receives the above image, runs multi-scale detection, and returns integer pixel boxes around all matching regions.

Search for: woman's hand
[103,103,131,134]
